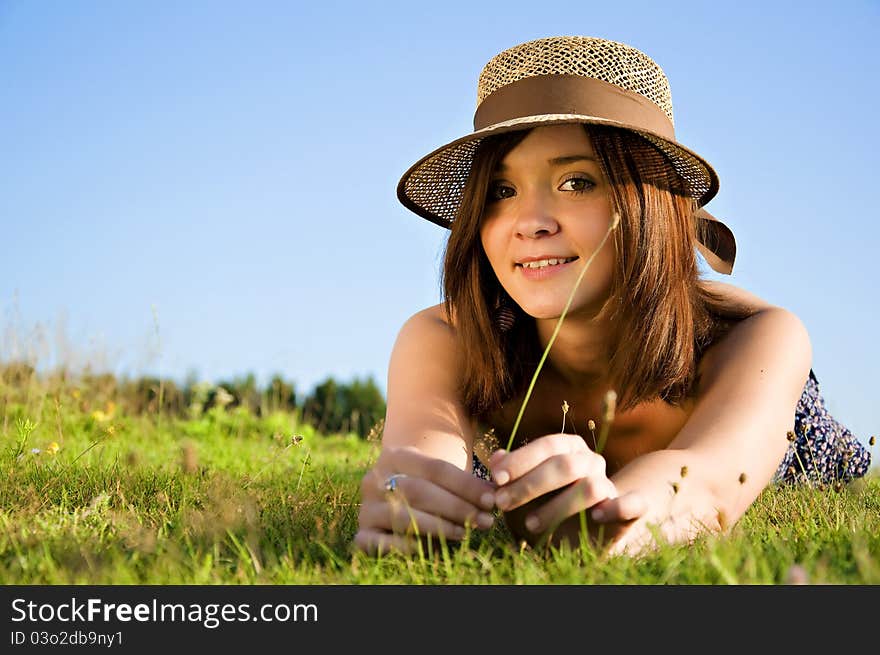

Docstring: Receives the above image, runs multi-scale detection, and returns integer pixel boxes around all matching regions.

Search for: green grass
[1,391,878,584]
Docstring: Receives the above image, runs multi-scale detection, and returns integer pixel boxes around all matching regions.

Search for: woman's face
[480,124,616,321]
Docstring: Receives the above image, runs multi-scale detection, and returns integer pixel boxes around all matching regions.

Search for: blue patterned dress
[472,369,872,485]
[772,369,871,484]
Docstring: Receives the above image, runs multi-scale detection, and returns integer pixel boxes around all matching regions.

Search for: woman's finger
[377,446,496,511]
[352,528,419,556]
[523,476,618,534]
[605,523,663,558]
[590,491,648,524]
[367,474,495,531]
[359,497,473,541]
[488,433,593,485]
[493,450,607,511]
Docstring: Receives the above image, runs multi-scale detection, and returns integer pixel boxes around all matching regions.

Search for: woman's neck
[534,312,612,389]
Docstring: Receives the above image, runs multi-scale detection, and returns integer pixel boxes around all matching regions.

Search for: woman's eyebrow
[549,154,598,165]
[495,154,598,172]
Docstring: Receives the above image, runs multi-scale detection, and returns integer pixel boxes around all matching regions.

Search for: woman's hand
[353,445,497,555]
[487,434,647,548]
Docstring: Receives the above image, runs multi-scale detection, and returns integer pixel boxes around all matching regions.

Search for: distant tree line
[0,362,386,440]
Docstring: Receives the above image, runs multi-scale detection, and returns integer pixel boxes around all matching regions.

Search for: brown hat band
[473,74,675,141]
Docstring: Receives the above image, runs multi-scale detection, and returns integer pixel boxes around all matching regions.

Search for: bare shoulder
[694,281,776,378]
[695,282,798,392]
[420,302,455,328]
[696,304,811,394]
[700,279,780,314]
[397,303,457,349]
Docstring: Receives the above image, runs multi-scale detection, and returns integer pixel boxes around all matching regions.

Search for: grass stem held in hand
[506,212,620,452]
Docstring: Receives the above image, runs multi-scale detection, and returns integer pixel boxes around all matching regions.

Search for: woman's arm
[489,281,792,544]
[381,305,476,465]
[585,306,813,554]
[354,305,496,555]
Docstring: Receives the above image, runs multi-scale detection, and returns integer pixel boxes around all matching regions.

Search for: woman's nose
[513,189,559,238]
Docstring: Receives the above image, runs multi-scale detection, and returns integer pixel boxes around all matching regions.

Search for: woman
[354,36,871,556]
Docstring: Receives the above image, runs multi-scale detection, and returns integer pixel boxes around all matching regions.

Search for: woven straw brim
[397,113,719,229]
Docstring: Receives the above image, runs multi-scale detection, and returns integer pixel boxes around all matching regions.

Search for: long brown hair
[441,124,753,421]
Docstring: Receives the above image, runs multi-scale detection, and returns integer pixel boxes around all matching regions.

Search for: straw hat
[396,35,736,274]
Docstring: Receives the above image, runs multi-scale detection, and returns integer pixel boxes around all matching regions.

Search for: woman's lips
[516,257,579,281]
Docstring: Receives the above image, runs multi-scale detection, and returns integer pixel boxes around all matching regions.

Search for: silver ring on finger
[384,473,408,493]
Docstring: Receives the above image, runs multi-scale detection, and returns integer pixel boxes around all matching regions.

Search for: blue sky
[1,1,877,446]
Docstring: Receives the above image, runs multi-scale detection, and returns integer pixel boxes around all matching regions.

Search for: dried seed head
[870,436,876,446]
[738,472,747,485]
[587,419,596,431]
[680,465,688,478]
[562,400,569,414]
[786,430,796,442]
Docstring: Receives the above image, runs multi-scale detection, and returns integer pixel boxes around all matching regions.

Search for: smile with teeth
[518,257,578,269]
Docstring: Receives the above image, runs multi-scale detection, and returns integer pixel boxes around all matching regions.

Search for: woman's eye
[560,177,595,193]
[488,182,515,201]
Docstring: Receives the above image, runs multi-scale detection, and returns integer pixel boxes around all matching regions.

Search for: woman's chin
[517,298,604,321]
